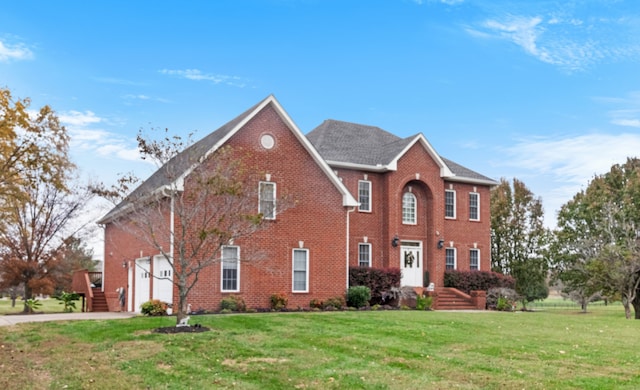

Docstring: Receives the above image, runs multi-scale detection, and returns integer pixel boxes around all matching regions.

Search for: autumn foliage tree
[0,88,89,313]
[491,178,549,309]
[95,129,290,325]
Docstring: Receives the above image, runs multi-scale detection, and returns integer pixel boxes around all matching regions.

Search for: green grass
[1,308,639,389]
[0,297,68,314]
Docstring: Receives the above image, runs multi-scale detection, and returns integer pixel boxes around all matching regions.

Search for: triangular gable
[386,134,454,177]
[99,95,357,224]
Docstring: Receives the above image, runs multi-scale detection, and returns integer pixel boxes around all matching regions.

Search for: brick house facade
[98,95,497,312]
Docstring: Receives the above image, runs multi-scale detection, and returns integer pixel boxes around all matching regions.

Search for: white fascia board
[444,176,499,187]
[268,97,359,207]
[324,160,394,173]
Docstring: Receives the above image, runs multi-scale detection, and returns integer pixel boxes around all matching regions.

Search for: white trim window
[469,192,479,221]
[358,243,371,267]
[470,249,480,271]
[402,192,417,225]
[259,181,276,220]
[445,247,457,270]
[358,180,372,212]
[292,248,309,292]
[445,189,456,219]
[221,246,240,292]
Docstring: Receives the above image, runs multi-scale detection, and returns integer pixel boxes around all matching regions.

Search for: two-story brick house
[95,95,497,313]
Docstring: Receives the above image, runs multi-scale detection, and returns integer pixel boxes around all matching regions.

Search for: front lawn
[0,309,638,389]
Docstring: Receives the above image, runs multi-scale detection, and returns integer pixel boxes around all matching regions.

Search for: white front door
[134,257,151,312]
[400,242,423,287]
[152,255,173,305]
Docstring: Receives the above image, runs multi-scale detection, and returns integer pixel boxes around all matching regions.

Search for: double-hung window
[259,181,276,220]
[292,249,309,292]
[358,243,371,267]
[221,246,240,292]
[402,192,417,224]
[469,192,479,221]
[445,247,456,270]
[358,180,371,212]
[470,249,480,271]
[445,189,456,219]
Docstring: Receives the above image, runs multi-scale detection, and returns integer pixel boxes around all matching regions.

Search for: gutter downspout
[346,206,356,290]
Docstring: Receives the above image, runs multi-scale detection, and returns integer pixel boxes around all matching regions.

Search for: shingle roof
[98,97,271,223]
[307,119,497,185]
[98,96,361,224]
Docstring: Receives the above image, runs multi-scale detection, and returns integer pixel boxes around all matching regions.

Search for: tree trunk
[22,285,33,313]
[623,300,632,319]
[632,294,640,319]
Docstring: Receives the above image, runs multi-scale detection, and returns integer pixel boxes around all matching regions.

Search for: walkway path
[0,312,137,326]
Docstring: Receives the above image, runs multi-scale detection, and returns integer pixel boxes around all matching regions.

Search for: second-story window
[358,180,371,212]
[402,192,417,224]
[469,192,479,221]
[445,189,456,219]
[259,181,276,220]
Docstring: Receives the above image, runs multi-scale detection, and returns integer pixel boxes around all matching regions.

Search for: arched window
[402,192,417,224]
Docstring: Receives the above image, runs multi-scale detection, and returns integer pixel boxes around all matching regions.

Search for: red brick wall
[335,141,493,289]
[120,103,350,312]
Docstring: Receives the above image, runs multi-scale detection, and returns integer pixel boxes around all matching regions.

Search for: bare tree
[0,179,92,312]
[95,129,291,324]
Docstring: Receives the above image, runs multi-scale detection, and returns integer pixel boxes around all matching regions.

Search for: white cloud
[500,132,640,226]
[0,40,33,62]
[468,5,640,72]
[60,110,142,163]
[159,69,248,88]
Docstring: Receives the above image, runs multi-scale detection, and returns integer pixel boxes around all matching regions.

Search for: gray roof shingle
[307,119,497,185]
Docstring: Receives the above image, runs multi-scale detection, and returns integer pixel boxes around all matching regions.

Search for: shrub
[220,295,246,312]
[346,286,371,308]
[444,270,515,294]
[349,267,401,304]
[416,294,433,310]
[324,296,345,310]
[487,287,519,311]
[270,292,288,310]
[309,298,323,309]
[140,299,167,316]
[25,298,42,313]
[55,291,80,313]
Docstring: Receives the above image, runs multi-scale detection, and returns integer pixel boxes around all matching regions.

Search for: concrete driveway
[0,312,137,326]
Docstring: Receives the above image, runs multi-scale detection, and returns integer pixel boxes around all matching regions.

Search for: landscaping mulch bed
[153,324,210,334]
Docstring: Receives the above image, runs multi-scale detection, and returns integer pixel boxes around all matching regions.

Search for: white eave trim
[444,176,499,186]
[388,134,454,178]
[324,160,394,173]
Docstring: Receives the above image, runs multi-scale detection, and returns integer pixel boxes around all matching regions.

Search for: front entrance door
[400,242,423,287]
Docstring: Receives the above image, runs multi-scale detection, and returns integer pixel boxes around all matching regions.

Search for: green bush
[140,299,167,316]
[25,298,42,313]
[416,294,433,310]
[346,286,371,308]
[270,292,288,310]
[324,296,345,310]
[487,287,519,311]
[55,291,80,313]
[220,295,246,312]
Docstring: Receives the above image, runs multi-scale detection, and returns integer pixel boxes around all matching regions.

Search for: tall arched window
[402,192,417,224]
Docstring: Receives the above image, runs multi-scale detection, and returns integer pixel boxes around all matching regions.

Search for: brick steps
[434,288,478,310]
[91,289,109,312]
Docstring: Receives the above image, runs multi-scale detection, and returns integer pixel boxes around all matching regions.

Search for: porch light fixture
[391,235,399,247]
[122,260,127,269]
[437,238,445,249]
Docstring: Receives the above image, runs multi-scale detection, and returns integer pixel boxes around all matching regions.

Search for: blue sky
[2,0,640,245]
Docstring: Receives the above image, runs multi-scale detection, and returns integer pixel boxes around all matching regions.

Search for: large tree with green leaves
[491,178,549,309]
[552,158,640,319]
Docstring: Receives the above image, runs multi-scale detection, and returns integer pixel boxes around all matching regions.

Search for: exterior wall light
[437,238,445,249]
[391,235,399,247]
